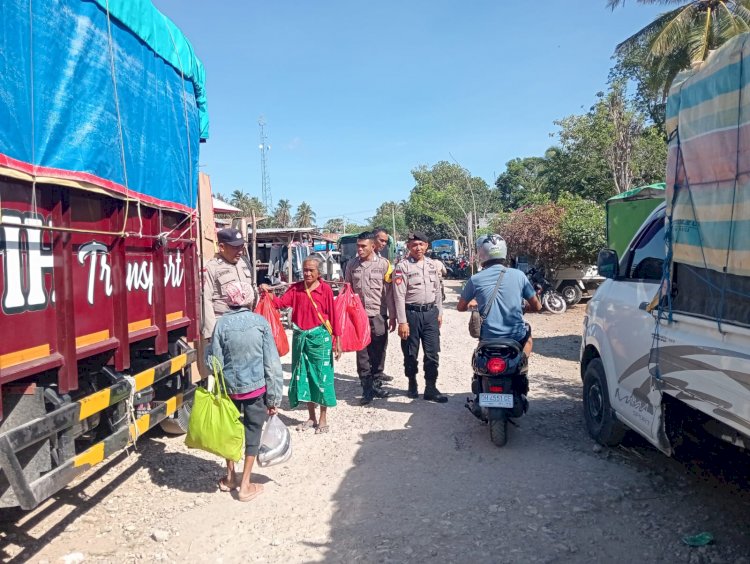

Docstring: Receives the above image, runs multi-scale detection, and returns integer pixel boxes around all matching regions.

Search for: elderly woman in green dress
[261,257,341,433]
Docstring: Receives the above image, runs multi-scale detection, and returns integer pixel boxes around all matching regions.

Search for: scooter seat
[477,338,522,353]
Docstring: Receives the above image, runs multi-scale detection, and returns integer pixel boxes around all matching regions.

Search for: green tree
[550,82,667,200]
[496,195,605,271]
[321,218,368,234]
[228,190,267,217]
[368,201,407,239]
[293,202,316,228]
[403,161,499,246]
[608,0,750,126]
[272,199,293,228]
[494,157,549,210]
[558,193,606,267]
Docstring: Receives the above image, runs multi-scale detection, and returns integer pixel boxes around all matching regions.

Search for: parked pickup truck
[580,34,750,456]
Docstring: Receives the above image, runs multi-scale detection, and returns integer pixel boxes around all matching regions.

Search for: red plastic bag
[334,284,371,352]
[254,292,290,357]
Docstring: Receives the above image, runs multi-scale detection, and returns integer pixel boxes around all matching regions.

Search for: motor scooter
[465,337,529,446]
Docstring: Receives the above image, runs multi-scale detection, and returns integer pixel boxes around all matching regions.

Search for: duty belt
[406,303,435,312]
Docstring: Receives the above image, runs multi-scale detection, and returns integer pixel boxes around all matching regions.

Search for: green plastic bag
[185,359,244,461]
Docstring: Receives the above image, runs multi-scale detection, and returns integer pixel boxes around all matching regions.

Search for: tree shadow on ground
[532,334,582,362]
[306,390,750,563]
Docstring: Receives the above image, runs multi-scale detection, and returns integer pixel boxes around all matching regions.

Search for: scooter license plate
[478,393,514,408]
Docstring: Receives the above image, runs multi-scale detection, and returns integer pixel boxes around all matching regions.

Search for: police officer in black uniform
[392,232,447,403]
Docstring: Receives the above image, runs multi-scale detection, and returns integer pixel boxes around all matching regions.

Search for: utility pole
[391,203,397,241]
[258,116,272,212]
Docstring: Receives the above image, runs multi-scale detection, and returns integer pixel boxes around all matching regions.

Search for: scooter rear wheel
[489,417,508,447]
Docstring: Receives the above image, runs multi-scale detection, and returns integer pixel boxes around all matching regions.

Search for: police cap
[217,228,245,247]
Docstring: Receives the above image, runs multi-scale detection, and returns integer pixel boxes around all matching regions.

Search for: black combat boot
[360,377,375,406]
[372,379,391,399]
[423,380,448,403]
[407,377,419,399]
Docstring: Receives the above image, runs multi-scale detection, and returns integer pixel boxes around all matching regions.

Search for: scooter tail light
[488,385,504,393]
[486,358,507,374]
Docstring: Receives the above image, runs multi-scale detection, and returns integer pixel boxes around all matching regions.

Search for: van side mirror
[597,249,619,279]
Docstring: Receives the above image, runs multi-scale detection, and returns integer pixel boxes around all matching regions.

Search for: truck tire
[160,402,191,435]
[489,417,508,447]
[559,283,583,306]
[583,358,626,446]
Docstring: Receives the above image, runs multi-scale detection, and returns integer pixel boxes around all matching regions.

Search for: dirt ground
[2,280,750,564]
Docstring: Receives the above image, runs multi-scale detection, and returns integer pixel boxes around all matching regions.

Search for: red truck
[0,0,208,509]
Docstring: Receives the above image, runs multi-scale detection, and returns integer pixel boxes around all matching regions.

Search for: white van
[580,203,750,454]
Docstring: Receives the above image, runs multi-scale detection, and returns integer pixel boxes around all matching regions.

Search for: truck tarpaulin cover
[666,34,750,326]
[0,0,209,213]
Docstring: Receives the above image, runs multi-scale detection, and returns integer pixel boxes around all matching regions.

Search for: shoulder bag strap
[480,267,506,321]
[305,284,333,335]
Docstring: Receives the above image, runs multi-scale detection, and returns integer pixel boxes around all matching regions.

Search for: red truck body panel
[0,177,199,418]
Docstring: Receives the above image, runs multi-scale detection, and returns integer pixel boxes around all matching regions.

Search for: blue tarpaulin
[0,0,208,212]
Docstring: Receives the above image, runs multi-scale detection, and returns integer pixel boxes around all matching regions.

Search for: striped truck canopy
[666,34,750,325]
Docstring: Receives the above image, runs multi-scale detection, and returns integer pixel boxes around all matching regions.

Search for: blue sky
[153,0,664,225]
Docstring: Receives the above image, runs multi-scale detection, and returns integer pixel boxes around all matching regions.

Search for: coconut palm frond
[685,7,714,62]
[716,2,748,41]
[649,4,699,57]
[731,3,750,26]
[615,6,690,55]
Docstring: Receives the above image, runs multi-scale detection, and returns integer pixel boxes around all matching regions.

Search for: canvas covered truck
[581,35,750,455]
[0,0,208,509]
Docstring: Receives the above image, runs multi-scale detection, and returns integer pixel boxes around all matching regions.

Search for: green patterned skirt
[289,324,337,408]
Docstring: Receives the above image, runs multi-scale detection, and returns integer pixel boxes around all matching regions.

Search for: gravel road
[2,280,749,563]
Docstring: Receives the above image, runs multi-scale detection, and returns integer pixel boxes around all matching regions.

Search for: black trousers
[400,307,440,381]
[231,395,268,457]
[356,314,388,382]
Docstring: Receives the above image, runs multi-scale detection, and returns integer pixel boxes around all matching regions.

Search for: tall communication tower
[258,116,272,211]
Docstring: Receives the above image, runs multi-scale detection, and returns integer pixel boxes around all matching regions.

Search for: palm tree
[293,202,316,228]
[609,1,750,90]
[273,199,293,228]
[230,190,250,211]
[229,190,267,217]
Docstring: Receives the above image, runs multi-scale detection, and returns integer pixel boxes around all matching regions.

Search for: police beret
[407,231,429,243]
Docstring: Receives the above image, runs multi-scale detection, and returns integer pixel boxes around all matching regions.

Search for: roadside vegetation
[220,1,750,263]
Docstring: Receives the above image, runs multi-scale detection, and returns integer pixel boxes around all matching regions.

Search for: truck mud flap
[0,349,196,510]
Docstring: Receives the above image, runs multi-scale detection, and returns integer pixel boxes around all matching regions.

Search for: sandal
[218,476,238,492]
[314,424,330,434]
[296,420,317,432]
[238,483,264,502]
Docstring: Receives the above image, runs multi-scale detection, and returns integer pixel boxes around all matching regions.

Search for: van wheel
[560,283,583,306]
[583,359,626,446]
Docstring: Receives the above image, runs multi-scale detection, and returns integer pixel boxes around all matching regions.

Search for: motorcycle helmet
[476,234,507,264]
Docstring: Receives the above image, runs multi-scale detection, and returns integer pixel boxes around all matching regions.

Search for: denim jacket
[209,309,283,407]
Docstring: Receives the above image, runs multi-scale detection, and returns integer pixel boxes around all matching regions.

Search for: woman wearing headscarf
[209,281,283,502]
[260,257,341,433]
